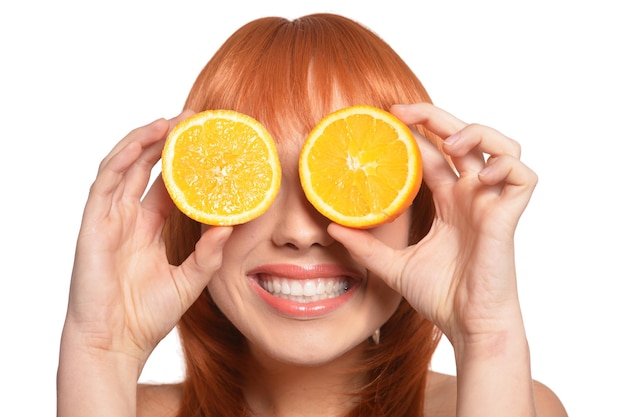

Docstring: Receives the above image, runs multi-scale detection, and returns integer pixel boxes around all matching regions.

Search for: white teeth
[291,281,303,296]
[303,280,317,297]
[258,277,349,303]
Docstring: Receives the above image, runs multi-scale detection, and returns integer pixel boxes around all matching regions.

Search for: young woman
[57,13,568,417]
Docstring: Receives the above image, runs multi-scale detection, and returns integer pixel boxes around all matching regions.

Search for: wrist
[453,327,530,366]
[448,300,527,360]
[452,326,536,417]
[60,311,152,366]
[57,326,143,417]
[59,323,145,372]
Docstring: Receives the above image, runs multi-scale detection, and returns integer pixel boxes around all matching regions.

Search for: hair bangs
[183,17,311,142]
[184,14,434,145]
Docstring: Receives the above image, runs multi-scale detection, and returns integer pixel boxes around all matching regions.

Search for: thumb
[177,226,233,306]
[327,224,402,292]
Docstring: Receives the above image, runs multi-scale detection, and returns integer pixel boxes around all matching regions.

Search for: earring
[371,328,380,345]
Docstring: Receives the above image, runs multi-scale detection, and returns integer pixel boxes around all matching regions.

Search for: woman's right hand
[62,112,232,368]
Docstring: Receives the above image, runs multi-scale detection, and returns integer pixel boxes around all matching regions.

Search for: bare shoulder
[533,380,569,417]
[137,383,182,417]
[425,371,457,417]
[424,371,568,417]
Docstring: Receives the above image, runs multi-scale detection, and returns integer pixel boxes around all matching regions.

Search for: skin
[204,136,406,368]
[57,103,568,417]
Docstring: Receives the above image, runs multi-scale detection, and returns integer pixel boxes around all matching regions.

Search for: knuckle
[508,138,522,157]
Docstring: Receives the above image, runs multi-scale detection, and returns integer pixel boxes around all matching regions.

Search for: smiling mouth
[255,274,351,303]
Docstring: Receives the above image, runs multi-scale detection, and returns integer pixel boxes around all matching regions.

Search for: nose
[271,177,334,250]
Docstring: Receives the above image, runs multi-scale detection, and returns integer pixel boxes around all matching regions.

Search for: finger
[391,102,466,138]
[446,124,522,179]
[98,110,193,175]
[94,111,196,212]
[122,135,169,201]
[393,104,523,177]
[132,110,196,216]
[391,102,462,178]
[169,109,196,129]
[83,140,144,224]
[98,118,171,174]
[327,224,403,292]
[444,123,522,160]
[394,104,484,175]
[444,134,487,176]
[141,174,175,220]
[123,110,197,198]
[176,227,233,306]
[479,154,538,199]
[478,157,538,234]
[410,127,458,189]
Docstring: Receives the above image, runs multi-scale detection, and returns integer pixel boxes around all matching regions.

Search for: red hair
[163,13,441,417]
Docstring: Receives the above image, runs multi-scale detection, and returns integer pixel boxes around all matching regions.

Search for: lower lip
[248,277,358,318]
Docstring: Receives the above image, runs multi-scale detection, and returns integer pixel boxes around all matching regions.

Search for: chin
[252,336,369,368]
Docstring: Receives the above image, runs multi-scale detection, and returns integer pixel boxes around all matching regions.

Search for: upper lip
[247,263,364,281]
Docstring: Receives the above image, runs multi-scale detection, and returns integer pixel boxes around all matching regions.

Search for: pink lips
[247,264,362,318]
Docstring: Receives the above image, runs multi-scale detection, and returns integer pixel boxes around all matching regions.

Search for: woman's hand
[62,112,232,366]
[329,102,537,347]
[329,103,541,416]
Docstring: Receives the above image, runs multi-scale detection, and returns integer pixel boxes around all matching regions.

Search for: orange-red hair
[163,13,441,417]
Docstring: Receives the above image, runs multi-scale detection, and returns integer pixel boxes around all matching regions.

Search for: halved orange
[299,105,422,229]
[162,110,281,225]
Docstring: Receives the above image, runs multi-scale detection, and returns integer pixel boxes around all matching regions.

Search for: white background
[1,1,624,415]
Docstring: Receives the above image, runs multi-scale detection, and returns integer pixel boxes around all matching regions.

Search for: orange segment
[162,110,281,225]
[299,105,422,228]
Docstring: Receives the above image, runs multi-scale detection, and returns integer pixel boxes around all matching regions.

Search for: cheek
[206,270,252,329]
[359,272,403,335]
[206,271,232,309]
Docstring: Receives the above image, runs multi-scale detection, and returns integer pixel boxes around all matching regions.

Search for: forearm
[57,327,142,417]
[454,324,536,417]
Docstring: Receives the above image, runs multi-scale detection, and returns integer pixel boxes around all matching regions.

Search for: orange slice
[299,105,422,229]
[162,110,281,225]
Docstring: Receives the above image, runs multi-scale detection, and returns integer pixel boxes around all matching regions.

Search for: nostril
[270,187,335,250]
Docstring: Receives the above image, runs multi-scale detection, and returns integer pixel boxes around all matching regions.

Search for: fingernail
[216,227,233,247]
[478,164,492,176]
[444,133,460,145]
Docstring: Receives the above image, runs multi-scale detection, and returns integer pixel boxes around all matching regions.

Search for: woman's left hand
[329,102,538,346]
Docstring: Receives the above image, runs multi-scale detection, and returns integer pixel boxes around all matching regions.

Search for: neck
[243,342,368,417]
